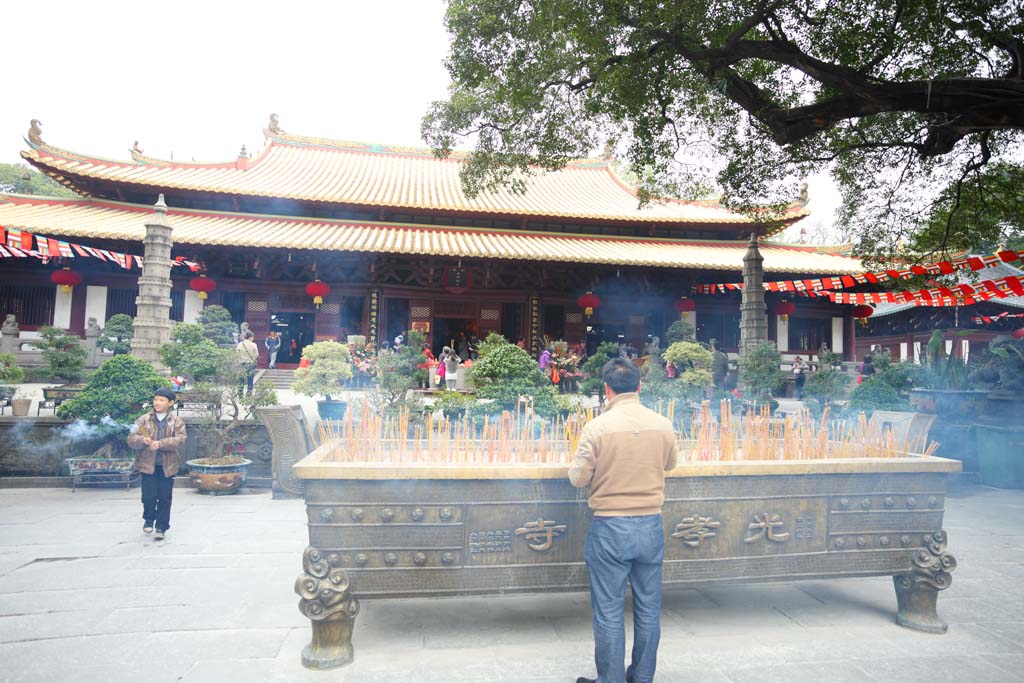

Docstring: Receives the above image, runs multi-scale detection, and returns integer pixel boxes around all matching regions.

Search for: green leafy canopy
[424,1,1024,262]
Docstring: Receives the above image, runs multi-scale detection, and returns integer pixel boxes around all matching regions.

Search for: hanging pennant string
[0,227,198,271]
[693,249,1024,295]
[827,275,1024,306]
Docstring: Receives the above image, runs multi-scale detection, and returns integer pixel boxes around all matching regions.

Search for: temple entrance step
[260,369,298,390]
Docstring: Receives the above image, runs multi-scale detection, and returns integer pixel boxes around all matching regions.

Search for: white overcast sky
[1,0,835,241]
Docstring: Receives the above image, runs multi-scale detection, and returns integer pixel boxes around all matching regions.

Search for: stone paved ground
[0,477,1021,683]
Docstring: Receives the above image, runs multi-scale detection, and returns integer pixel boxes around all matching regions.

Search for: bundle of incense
[317,398,938,466]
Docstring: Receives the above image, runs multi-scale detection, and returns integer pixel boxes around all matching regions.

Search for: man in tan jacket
[569,358,678,683]
[126,388,187,540]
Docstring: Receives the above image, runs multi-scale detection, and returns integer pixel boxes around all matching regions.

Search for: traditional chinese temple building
[0,118,864,368]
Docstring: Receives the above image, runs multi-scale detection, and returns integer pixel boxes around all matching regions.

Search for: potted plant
[469,333,558,417]
[908,330,987,416]
[432,388,475,420]
[160,324,276,494]
[662,341,715,403]
[57,355,171,483]
[293,341,353,420]
[969,335,1024,489]
[10,389,32,417]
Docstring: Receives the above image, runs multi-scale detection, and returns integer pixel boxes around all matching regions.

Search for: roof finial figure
[28,119,44,146]
[239,144,249,159]
[265,113,284,137]
[130,140,145,161]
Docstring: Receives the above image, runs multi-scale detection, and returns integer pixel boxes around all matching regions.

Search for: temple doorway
[270,312,315,366]
[433,317,476,359]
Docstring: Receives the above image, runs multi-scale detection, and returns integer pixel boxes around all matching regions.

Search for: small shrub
[0,352,25,384]
[738,342,786,399]
[292,341,353,400]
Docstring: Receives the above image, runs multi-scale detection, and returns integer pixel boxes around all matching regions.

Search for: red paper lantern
[851,304,874,326]
[188,274,217,301]
[50,267,82,293]
[773,300,796,322]
[1012,328,1024,340]
[673,297,697,320]
[305,279,331,308]
[577,292,601,319]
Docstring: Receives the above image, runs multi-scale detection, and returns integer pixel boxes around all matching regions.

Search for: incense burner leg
[296,547,360,669]
[893,531,956,634]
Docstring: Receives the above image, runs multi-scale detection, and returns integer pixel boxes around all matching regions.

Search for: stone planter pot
[909,389,988,417]
[975,424,1024,490]
[185,458,252,495]
[316,400,347,421]
[291,446,961,669]
[10,398,31,417]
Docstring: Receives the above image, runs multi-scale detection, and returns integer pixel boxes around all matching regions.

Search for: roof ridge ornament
[264,113,285,138]
[237,145,250,171]
[28,119,44,146]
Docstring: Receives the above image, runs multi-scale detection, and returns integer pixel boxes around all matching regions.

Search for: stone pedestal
[739,234,768,357]
[130,195,174,367]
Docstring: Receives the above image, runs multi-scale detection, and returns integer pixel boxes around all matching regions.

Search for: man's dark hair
[154,388,176,402]
[602,357,641,394]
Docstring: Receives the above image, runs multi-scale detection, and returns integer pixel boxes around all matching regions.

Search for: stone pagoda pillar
[130,195,174,366]
[739,233,769,357]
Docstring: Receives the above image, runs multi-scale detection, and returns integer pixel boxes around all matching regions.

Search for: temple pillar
[130,195,174,367]
[739,234,768,357]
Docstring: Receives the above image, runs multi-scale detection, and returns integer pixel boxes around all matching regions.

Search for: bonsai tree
[371,330,428,414]
[97,314,134,355]
[196,305,237,346]
[804,365,850,411]
[159,323,226,384]
[57,355,171,457]
[580,341,620,396]
[36,326,87,382]
[293,341,353,401]
[470,333,558,417]
[662,341,714,401]
[664,319,696,345]
[738,342,786,401]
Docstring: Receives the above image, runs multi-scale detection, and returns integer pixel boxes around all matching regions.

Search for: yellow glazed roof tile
[21,133,806,225]
[0,195,859,274]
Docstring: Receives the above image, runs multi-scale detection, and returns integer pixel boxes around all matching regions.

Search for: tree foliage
[424,0,1024,261]
[0,163,77,197]
[159,323,226,383]
[98,314,134,355]
[197,305,236,346]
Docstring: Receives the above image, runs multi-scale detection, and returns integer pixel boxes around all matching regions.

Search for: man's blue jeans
[584,514,664,683]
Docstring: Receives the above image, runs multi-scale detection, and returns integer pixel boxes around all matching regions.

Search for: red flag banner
[827,275,1024,306]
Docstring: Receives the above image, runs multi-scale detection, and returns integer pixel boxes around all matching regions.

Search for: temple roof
[0,194,857,274]
[21,131,806,227]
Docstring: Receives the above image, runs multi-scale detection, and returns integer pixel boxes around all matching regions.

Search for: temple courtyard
[0,476,1020,683]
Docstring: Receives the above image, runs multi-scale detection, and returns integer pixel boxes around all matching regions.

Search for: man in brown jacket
[126,388,187,540]
[569,358,678,683]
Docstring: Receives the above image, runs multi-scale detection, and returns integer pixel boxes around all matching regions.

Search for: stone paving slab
[0,478,1021,682]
